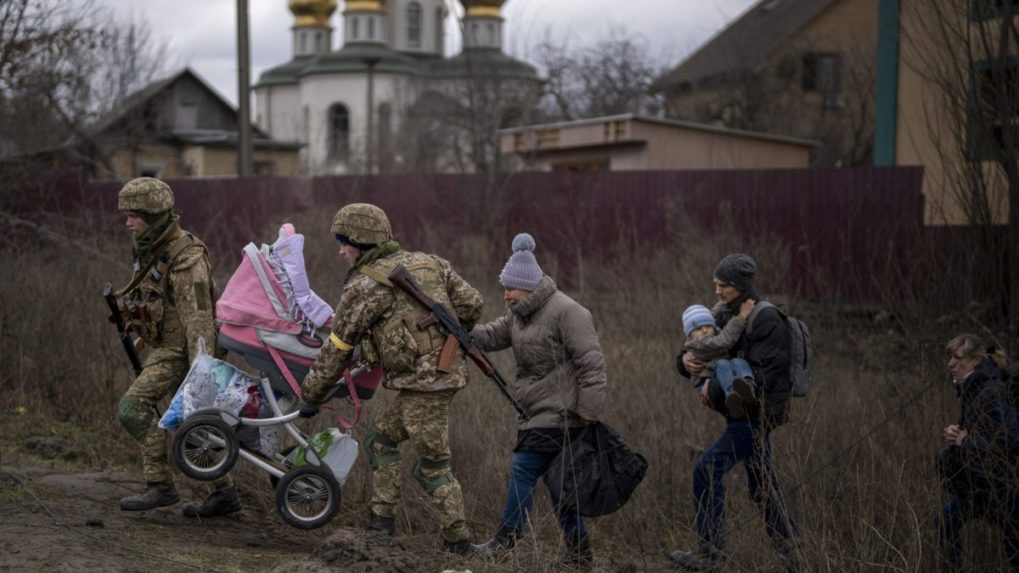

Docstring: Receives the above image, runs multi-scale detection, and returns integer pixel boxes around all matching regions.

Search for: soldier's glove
[298,401,320,419]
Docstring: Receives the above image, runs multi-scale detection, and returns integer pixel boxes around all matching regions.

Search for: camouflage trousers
[367,389,470,543]
[119,347,232,491]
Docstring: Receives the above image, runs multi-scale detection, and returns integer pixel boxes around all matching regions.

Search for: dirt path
[0,426,437,573]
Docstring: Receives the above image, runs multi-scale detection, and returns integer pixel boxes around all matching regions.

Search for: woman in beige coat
[470,233,607,569]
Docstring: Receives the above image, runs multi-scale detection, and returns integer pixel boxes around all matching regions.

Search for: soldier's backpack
[747,301,814,398]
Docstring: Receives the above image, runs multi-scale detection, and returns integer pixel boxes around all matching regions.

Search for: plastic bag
[287,428,359,485]
[157,338,257,430]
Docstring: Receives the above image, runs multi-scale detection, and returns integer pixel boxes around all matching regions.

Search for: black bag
[543,423,648,518]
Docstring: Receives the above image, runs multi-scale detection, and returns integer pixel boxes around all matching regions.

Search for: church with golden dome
[254,0,540,174]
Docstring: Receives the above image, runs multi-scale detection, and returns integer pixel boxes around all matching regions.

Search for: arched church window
[368,16,375,39]
[434,7,443,53]
[486,23,495,46]
[352,17,360,40]
[328,104,350,161]
[407,2,422,47]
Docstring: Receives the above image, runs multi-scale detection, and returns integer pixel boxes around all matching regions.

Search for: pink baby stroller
[169,224,381,529]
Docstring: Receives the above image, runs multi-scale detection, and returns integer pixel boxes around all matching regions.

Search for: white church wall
[255,85,303,143]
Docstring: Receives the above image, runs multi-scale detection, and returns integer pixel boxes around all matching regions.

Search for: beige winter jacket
[471,275,607,430]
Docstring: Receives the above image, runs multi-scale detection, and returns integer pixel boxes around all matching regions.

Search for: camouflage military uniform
[301,203,482,544]
[115,178,233,510]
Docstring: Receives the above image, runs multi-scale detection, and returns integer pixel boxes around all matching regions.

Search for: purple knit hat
[499,233,543,290]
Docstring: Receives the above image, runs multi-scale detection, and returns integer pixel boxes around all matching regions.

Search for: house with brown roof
[654,0,877,167]
[78,68,301,180]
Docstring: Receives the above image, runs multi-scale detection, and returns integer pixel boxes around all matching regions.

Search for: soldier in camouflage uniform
[114,177,240,516]
[300,203,483,556]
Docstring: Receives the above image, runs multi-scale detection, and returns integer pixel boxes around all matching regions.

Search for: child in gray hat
[682,300,757,418]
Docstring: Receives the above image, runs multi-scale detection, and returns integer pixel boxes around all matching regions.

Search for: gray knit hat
[714,253,757,293]
[499,233,543,291]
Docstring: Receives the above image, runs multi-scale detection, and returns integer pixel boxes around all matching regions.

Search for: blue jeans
[936,497,1019,572]
[499,451,587,538]
[693,419,797,553]
[714,358,754,394]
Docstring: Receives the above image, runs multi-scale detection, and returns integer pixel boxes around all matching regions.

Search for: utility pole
[237,0,253,176]
[364,57,380,175]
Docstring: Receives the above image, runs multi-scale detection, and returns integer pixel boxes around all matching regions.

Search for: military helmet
[117,177,174,214]
[331,203,392,246]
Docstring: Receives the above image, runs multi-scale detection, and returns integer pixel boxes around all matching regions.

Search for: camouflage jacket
[301,247,483,403]
[120,221,217,365]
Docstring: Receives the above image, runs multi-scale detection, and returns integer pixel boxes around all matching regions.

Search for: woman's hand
[739,299,756,321]
[944,424,968,446]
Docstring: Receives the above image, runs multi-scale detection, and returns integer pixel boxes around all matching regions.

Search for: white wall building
[254,0,541,175]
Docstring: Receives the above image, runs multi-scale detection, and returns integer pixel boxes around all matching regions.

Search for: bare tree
[0,0,169,168]
[903,0,1018,335]
[535,27,666,121]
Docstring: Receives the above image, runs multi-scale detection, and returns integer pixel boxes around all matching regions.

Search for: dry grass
[2,204,1014,572]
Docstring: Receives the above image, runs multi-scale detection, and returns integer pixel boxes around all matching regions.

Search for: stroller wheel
[172,414,239,481]
[275,465,340,529]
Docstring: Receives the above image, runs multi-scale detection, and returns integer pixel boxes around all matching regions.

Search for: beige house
[500,114,815,171]
[883,1,1017,225]
[83,69,301,180]
[654,0,877,168]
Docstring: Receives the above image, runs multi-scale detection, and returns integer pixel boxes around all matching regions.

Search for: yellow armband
[329,333,353,351]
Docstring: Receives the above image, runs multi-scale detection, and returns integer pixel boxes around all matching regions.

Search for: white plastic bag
[157,338,257,429]
[287,428,359,485]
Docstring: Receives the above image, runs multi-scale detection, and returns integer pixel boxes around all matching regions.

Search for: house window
[328,104,350,160]
[970,0,1019,20]
[802,53,841,93]
[407,2,422,47]
[254,161,275,176]
[968,58,1019,160]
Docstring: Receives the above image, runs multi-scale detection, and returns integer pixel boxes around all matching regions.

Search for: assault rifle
[387,265,528,419]
[103,283,144,376]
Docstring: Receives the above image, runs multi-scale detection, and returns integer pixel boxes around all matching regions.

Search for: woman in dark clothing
[936,333,1019,572]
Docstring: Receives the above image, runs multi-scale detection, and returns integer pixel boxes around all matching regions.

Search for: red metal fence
[8,167,928,301]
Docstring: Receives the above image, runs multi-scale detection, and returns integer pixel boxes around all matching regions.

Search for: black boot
[559,532,594,570]
[366,513,395,535]
[670,546,723,571]
[471,524,517,557]
[443,538,482,557]
[120,481,179,511]
[181,487,241,517]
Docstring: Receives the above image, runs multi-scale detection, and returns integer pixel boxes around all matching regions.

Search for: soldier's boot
[444,538,482,557]
[471,523,518,558]
[181,487,241,517]
[365,513,395,536]
[558,532,594,570]
[120,481,179,511]
[670,546,724,571]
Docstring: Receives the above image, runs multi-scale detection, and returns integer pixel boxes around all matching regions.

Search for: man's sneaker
[732,377,756,405]
[119,481,180,511]
[471,524,517,558]
[443,538,481,557]
[669,548,723,571]
[181,487,241,517]
[366,513,395,536]
[724,391,746,419]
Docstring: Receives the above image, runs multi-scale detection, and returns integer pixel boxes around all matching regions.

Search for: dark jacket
[953,357,1019,493]
[677,289,791,427]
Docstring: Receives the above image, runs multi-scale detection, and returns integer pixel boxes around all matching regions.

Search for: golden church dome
[461,0,505,19]
[289,0,338,27]
[343,0,384,13]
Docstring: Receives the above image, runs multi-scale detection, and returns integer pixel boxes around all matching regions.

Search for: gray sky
[107,0,758,106]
